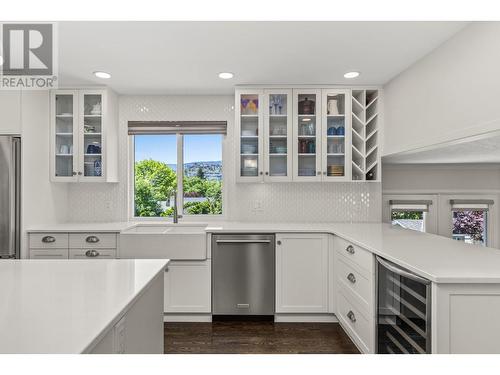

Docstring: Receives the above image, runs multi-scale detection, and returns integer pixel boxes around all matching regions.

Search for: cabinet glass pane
[83,94,103,177]
[55,94,74,177]
[268,94,288,177]
[325,94,346,177]
[297,94,317,177]
[240,94,259,177]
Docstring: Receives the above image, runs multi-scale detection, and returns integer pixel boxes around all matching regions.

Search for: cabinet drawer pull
[345,245,355,254]
[42,236,56,243]
[85,249,100,257]
[347,273,356,284]
[86,235,100,243]
[347,310,356,323]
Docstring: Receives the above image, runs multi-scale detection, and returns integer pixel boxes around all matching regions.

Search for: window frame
[383,194,438,234]
[128,133,226,221]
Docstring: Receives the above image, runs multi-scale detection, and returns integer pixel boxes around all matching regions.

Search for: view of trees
[453,210,486,243]
[134,159,222,217]
[391,211,423,220]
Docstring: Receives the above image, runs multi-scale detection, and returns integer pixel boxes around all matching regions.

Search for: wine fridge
[376,256,431,354]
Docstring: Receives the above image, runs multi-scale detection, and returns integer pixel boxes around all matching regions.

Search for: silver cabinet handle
[85,249,100,257]
[78,172,82,176]
[316,171,321,175]
[323,171,327,175]
[265,172,269,175]
[347,273,356,284]
[347,310,356,323]
[72,171,77,176]
[42,236,56,243]
[259,171,263,175]
[215,239,271,244]
[277,240,282,245]
[86,235,100,243]
[376,256,431,285]
[345,245,355,254]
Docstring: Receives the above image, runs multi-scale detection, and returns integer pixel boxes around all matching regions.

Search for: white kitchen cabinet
[236,89,264,182]
[163,260,211,313]
[263,89,293,182]
[50,89,118,182]
[293,89,322,181]
[236,87,369,183]
[275,233,329,313]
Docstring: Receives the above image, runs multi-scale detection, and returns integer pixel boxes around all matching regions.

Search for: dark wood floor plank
[164,321,360,354]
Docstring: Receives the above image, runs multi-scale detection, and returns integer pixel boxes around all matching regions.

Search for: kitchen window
[129,121,226,218]
[450,199,493,246]
[389,200,433,233]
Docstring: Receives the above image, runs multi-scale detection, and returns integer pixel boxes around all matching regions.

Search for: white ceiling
[382,133,500,164]
[58,21,468,95]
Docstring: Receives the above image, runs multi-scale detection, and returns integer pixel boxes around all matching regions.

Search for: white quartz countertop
[0,259,169,354]
[26,222,131,233]
[207,222,500,284]
[26,221,500,283]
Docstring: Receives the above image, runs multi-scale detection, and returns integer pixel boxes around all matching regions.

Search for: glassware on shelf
[298,96,315,115]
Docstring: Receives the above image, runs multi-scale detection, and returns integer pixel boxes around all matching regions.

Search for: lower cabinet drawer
[335,236,374,274]
[29,233,68,249]
[29,249,69,259]
[337,286,373,353]
[69,249,117,259]
[69,233,117,249]
[337,257,373,312]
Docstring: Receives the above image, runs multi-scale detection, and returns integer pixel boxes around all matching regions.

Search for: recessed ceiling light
[218,72,234,80]
[93,71,111,79]
[344,71,360,79]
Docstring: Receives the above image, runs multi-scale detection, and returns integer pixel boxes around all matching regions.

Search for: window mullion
[177,133,184,216]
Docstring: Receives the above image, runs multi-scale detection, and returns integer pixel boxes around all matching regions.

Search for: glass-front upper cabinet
[236,90,264,182]
[293,89,322,181]
[321,89,350,181]
[80,92,104,179]
[50,89,117,182]
[52,91,78,180]
[263,90,292,182]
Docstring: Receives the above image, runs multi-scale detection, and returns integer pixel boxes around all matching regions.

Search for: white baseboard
[163,314,212,322]
[274,314,339,323]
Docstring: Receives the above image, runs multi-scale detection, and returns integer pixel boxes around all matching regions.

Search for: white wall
[383,22,500,156]
[0,91,21,135]
[19,91,69,257]
[67,95,381,223]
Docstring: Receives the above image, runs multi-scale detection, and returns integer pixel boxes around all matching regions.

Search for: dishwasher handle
[376,256,431,285]
[215,239,272,244]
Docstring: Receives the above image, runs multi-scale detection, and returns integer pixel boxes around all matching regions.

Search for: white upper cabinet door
[321,89,351,181]
[292,89,322,181]
[263,89,293,182]
[78,90,106,182]
[276,233,329,313]
[236,89,264,182]
[50,90,79,182]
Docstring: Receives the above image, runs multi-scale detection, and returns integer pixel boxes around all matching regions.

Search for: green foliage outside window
[391,210,424,220]
[134,159,222,217]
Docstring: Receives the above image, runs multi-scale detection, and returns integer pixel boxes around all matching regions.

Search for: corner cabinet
[235,87,372,183]
[50,89,119,182]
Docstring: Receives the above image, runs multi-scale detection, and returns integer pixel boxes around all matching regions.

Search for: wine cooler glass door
[376,256,431,354]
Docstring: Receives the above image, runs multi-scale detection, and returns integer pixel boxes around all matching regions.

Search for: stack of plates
[328,165,344,176]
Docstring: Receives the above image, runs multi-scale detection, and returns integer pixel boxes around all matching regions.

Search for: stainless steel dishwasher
[212,234,275,316]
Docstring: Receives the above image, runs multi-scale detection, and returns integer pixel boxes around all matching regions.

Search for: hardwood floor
[164,321,359,354]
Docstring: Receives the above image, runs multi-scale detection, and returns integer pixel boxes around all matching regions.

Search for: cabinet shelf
[83,114,102,117]
[240,114,259,118]
[56,154,73,157]
[84,153,102,157]
[298,153,316,156]
[327,135,345,138]
[327,153,345,156]
[56,133,73,136]
[56,114,73,118]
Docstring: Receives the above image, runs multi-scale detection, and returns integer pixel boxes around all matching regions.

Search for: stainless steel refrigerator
[0,136,21,259]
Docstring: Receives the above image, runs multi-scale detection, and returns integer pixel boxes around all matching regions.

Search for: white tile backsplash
[67,95,381,223]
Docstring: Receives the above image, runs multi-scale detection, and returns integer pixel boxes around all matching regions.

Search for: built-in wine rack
[351,89,380,181]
